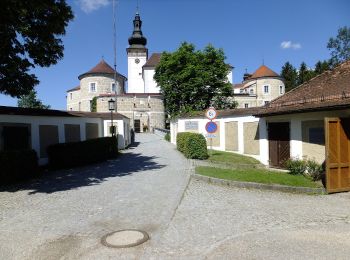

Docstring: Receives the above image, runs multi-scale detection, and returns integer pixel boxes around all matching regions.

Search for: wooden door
[325,117,350,193]
[268,122,290,168]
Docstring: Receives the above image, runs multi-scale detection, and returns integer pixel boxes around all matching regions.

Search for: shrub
[0,149,39,185]
[183,133,208,159]
[176,132,208,159]
[47,137,118,169]
[176,132,192,153]
[164,133,170,142]
[284,158,307,175]
[305,159,324,181]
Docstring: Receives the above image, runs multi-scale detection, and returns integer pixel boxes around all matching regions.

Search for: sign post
[205,107,218,156]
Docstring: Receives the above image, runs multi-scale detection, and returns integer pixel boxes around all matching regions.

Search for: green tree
[297,62,314,85]
[281,62,298,92]
[314,60,330,75]
[327,26,350,67]
[17,90,50,109]
[154,42,234,117]
[0,0,74,97]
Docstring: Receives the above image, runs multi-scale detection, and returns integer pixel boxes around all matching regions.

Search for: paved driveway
[0,134,191,259]
[1,134,350,259]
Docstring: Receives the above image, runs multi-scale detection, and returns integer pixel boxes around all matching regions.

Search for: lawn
[207,150,260,165]
[196,166,322,188]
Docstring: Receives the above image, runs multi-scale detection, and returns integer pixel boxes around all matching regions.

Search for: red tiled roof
[66,85,80,92]
[250,65,279,79]
[143,53,161,68]
[78,59,127,80]
[255,60,350,116]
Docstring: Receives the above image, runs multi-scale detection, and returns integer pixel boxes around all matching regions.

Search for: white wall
[143,68,160,93]
[103,118,130,149]
[0,115,103,165]
[127,51,147,93]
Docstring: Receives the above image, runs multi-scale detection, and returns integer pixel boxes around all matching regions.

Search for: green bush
[284,158,307,175]
[176,132,208,160]
[176,132,192,153]
[305,159,324,181]
[164,133,170,142]
[0,149,39,185]
[47,137,118,169]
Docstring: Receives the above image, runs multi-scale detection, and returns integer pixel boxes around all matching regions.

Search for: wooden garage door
[325,117,350,193]
[268,122,290,168]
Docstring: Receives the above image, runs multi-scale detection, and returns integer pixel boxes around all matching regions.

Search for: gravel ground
[1,134,350,259]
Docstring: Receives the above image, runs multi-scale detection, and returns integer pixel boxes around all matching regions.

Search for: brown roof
[78,59,127,80]
[250,65,280,79]
[0,106,128,120]
[66,85,80,92]
[255,60,350,116]
[143,53,161,68]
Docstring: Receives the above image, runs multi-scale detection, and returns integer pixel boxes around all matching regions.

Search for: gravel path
[1,134,350,259]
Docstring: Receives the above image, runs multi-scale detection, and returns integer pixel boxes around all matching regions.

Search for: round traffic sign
[205,107,217,120]
[205,121,218,133]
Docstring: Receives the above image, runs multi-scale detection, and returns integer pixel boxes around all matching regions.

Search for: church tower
[127,12,148,93]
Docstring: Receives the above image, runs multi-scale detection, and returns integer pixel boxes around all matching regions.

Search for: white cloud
[280,41,301,50]
[77,0,110,13]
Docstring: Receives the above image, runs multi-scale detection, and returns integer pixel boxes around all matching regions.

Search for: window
[111,83,116,92]
[280,85,284,94]
[263,85,269,94]
[240,89,244,93]
[309,127,325,145]
[89,83,96,92]
[264,101,269,105]
[250,88,254,94]
[70,93,72,100]
[244,103,249,108]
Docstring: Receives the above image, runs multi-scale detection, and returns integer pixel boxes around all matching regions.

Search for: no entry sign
[205,121,218,133]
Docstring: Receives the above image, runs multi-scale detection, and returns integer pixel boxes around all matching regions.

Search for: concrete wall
[0,114,131,165]
[173,115,261,162]
[302,120,325,163]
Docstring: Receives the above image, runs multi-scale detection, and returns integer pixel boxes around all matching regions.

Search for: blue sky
[1,0,349,109]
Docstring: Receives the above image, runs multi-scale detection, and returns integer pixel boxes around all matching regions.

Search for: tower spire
[128,12,147,48]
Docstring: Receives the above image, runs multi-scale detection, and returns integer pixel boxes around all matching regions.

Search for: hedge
[47,136,118,169]
[176,132,208,160]
[0,149,39,185]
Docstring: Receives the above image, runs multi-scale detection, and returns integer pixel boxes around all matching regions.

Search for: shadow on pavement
[0,152,165,194]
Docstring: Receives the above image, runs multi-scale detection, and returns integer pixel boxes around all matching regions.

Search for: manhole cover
[101,229,149,248]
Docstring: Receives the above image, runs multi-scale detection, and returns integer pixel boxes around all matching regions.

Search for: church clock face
[135,58,140,64]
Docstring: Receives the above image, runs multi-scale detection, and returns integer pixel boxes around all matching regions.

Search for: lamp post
[108,98,115,137]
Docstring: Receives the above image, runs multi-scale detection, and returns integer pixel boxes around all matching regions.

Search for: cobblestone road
[1,134,350,259]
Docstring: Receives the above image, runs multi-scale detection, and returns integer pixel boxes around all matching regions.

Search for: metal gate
[325,117,350,193]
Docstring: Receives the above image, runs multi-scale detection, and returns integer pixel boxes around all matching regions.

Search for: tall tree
[314,60,330,75]
[17,90,50,109]
[154,42,235,117]
[0,0,74,97]
[281,62,298,92]
[327,26,350,67]
[297,62,314,85]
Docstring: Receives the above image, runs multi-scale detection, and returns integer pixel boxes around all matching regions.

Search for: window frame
[279,85,284,95]
[263,85,269,94]
[89,82,97,93]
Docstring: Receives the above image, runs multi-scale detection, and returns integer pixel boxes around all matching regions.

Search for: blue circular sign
[205,121,218,133]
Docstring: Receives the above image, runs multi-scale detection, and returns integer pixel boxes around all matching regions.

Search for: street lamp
[108,98,115,136]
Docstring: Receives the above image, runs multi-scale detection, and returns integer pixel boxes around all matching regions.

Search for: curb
[190,159,265,170]
[192,173,327,195]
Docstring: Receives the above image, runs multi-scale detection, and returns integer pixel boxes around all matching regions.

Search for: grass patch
[196,166,322,188]
[207,150,260,165]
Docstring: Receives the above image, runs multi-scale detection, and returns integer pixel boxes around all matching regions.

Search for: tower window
[244,103,249,108]
[263,85,269,94]
[70,93,72,100]
[111,83,116,92]
[279,85,284,94]
[89,83,97,92]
